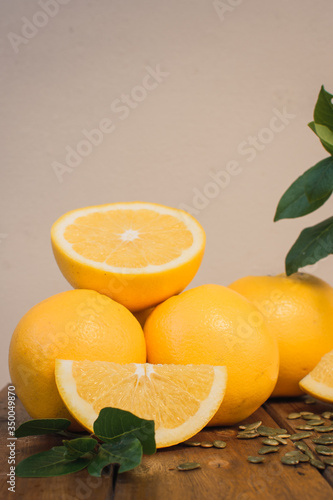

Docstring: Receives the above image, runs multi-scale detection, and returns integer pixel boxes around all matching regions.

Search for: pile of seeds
[178,407,333,472]
[239,411,333,469]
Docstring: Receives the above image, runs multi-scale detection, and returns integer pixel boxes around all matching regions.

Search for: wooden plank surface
[264,397,333,487]
[0,386,112,500]
[114,406,333,500]
[1,385,333,499]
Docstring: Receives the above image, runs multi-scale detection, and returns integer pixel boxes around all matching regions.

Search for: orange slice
[300,350,333,403]
[55,360,227,448]
[51,202,205,311]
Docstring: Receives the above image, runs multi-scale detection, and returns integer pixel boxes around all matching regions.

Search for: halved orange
[55,360,227,448]
[300,349,333,403]
[51,202,205,311]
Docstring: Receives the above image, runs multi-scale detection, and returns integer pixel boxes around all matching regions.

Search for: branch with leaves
[274,86,333,275]
[15,407,156,477]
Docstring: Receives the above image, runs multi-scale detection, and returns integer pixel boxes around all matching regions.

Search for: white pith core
[119,229,140,242]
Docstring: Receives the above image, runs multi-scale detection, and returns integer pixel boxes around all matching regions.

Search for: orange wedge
[300,350,333,403]
[55,360,227,448]
[51,202,205,311]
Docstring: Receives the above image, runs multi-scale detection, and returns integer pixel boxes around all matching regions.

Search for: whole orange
[9,289,146,426]
[229,273,333,397]
[144,284,279,426]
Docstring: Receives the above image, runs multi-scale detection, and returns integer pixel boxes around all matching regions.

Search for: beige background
[1,0,333,387]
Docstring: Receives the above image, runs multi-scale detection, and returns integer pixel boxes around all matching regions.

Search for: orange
[8,289,146,426]
[300,349,333,403]
[229,273,333,397]
[51,202,205,311]
[144,284,279,426]
[55,360,227,448]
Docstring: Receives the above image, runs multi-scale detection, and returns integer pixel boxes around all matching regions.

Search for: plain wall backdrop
[1,0,333,387]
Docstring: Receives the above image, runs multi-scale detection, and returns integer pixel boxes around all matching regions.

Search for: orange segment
[55,360,227,448]
[51,203,206,311]
[300,350,333,403]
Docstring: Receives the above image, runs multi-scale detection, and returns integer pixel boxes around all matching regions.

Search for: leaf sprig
[274,86,333,275]
[15,407,156,477]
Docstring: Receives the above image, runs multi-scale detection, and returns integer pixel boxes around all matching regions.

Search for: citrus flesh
[8,290,146,426]
[55,360,227,448]
[229,273,333,397]
[51,202,205,311]
[144,284,279,426]
[300,350,333,403]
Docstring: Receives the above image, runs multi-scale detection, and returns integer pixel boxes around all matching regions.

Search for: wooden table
[1,385,333,500]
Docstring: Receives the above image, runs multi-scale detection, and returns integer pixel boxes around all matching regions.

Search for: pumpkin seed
[322,412,333,419]
[237,428,257,434]
[213,440,226,449]
[285,451,301,457]
[275,429,288,435]
[274,436,288,445]
[315,445,333,456]
[257,426,287,437]
[237,432,259,439]
[310,458,325,470]
[289,432,312,441]
[257,425,276,436]
[258,446,279,455]
[315,425,333,433]
[302,414,320,421]
[184,441,201,447]
[177,462,201,471]
[247,456,265,464]
[295,442,314,459]
[312,436,333,445]
[281,456,299,465]
[287,413,301,420]
[306,419,325,426]
[322,457,333,466]
[304,396,316,404]
[300,411,314,416]
[296,453,310,463]
[296,425,314,431]
[262,438,279,446]
[242,421,262,431]
[275,434,290,439]
[285,451,309,462]
[200,441,213,448]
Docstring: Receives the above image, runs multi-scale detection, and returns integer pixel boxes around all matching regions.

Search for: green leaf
[63,437,98,459]
[15,446,92,477]
[308,122,333,155]
[285,216,333,275]
[87,436,142,476]
[15,418,71,438]
[313,85,333,130]
[304,157,333,202]
[274,169,331,221]
[93,408,156,455]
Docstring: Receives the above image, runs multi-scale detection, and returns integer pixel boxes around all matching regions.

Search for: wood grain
[265,397,333,487]
[114,406,333,500]
[1,385,333,500]
[0,386,113,500]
